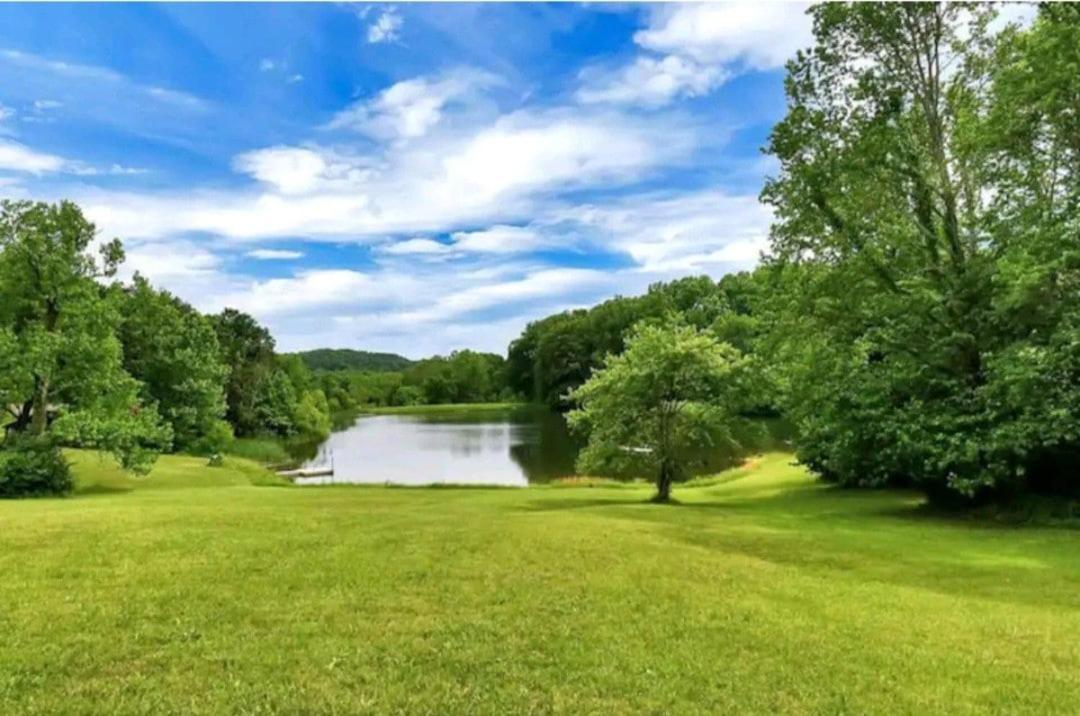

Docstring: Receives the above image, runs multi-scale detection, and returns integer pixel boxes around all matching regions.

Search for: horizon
[0,2,1032,359]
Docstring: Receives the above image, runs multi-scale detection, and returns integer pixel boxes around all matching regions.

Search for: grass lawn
[1,452,1077,714]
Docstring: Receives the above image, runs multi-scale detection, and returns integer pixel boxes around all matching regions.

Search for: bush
[188,420,234,456]
[0,438,73,497]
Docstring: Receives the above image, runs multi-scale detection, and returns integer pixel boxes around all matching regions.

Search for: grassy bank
[1,452,1077,714]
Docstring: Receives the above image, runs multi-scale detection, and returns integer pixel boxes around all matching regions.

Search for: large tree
[119,276,229,449]
[763,4,1080,500]
[568,322,757,502]
[0,200,170,471]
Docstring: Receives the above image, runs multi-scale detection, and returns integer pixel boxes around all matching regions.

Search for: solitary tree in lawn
[568,321,757,503]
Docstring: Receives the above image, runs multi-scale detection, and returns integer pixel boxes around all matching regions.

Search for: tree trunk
[30,376,48,436]
[655,461,673,503]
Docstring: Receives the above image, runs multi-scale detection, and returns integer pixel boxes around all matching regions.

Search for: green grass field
[1,451,1077,714]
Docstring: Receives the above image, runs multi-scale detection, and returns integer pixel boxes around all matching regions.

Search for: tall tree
[212,309,276,436]
[763,4,1080,499]
[0,200,170,471]
[119,276,228,449]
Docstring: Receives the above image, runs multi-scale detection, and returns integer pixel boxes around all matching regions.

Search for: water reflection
[297,406,581,486]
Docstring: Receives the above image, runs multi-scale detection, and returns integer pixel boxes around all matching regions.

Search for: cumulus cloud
[577,2,812,107]
[367,8,403,44]
[635,3,814,70]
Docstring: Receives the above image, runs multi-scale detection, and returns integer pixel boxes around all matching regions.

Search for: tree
[119,276,228,449]
[0,200,170,476]
[568,322,758,502]
[212,309,276,436]
[762,4,1080,500]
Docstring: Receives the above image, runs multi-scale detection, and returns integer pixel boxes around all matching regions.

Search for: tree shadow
[74,484,134,496]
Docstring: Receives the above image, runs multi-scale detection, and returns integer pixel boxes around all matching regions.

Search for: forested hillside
[293,349,413,373]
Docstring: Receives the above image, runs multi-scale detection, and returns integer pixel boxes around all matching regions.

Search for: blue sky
[0,2,814,357]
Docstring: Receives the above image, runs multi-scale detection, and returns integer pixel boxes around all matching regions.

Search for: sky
[0,2,814,358]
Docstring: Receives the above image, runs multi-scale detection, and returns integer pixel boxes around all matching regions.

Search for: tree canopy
[569,322,759,502]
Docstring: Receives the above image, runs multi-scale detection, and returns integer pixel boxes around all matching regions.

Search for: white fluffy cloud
[564,189,773,273]
[367,8,403,44]
[635,3,813,70]
[576,54,727,107]
[578,2,813,107]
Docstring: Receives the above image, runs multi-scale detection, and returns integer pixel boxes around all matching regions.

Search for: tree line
[514,4,1080,504]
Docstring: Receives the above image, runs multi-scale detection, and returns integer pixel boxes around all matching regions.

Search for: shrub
[0,438,73,498]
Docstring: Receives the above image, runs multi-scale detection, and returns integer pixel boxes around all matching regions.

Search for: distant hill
[294,349,414,373]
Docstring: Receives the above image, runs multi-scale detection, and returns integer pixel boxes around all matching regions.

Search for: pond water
[295,405,580,487]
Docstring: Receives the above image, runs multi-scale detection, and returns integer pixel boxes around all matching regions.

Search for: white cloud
[287,73,304,84]
[564,189,772,273]
[232,146,332,195]
[81,106,696,243]
[367,8,403,44]
[0,139,65,173]
[577,54,727,107]
[378,238,452,256]
[327,69,494,140]
[635,3,813,70]
[259,58,277,72]
[33,99,62,111]
[118,239,222,282]
[450,225,553,254]
[0,103,15,122]
[246,249,305,260]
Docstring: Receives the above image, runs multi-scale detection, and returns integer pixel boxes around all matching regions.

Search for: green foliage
[188,420,234,456]
[568,321,760,501]
[212,309,277,436]
[762,4,1080,502]
[508,275,769,409]
[0,437,73,497]
[0,200,170,471]
[119,276,228,449]
[293,348,413,373]
[403,350,508,404]
[292,389,332,441]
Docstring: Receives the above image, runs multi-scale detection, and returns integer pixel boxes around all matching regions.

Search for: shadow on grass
[74,484,134,496]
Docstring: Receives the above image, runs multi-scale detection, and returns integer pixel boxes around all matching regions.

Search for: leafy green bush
[0,438,73,498]
[188,419,234,456]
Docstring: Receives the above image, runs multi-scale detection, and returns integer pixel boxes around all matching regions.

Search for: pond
[295,405,580,487]
[293,404,792,487]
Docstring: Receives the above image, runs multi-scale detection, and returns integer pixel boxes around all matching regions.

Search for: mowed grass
[1,452,1078,714]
